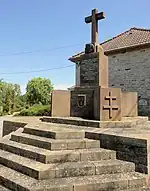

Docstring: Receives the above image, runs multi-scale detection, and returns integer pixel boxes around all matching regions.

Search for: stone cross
[103,91,118,119]
[85,9,105,45]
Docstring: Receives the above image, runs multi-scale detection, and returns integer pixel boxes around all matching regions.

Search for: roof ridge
[100,28,132,45]
[101,27,150,45]
[130,27,150,31]
[134,27,150,31]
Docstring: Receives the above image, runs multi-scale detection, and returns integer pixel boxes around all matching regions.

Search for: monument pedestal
[51,45,137,121]
[51,8,138,121]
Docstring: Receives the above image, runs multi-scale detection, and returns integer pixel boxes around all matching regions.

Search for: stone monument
[51,9,138,121]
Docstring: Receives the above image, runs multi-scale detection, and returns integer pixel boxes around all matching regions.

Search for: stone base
[41,116,148,128]
[51,87,138,121]
[70,86,122,121]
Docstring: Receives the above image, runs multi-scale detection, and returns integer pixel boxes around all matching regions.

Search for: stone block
[94,160,135,175]
[67,140,85,150]
[55,162,95,178]
[85,140,100,149]
[122,92,138,117]
[70,87,94,119]
[51,90,70,117]
[23,126,85,139]
[46,151,80,163]
[93,87,122,121]
[80,148,116,161]
[100,87,122,121]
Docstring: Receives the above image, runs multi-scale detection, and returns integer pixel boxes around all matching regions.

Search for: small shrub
[16,104,50,116]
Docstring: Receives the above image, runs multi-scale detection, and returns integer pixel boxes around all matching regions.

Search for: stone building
[70,27,150,115]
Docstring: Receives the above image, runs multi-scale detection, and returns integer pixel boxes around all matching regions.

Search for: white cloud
[54,84,73,90]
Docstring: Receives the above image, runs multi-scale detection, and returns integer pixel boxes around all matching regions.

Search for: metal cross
[85,9,105,45]
[103,91,119,119]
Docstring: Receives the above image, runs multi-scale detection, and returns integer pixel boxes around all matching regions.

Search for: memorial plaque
[80,57,99,86]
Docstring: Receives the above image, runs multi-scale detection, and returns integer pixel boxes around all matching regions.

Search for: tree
[0,80,22,114]
[26,77,53,106]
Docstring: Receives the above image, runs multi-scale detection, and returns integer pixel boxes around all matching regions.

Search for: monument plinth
[51,9,138,121]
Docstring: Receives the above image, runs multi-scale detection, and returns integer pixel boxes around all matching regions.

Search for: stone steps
[0,122,148,190]
[0,164,147,191]
[0,147,135,180]
[52,159,135,178]
[0,149,53,180]
[11,132,100,150]
[23,125,85,139]
[0,139,116,163]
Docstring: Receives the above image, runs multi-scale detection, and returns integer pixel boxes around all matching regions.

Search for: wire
[0,64,74,75]
[0,43,82,56]
[0,43,79,75]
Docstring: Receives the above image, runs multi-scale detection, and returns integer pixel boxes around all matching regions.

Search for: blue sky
[0,0,149,93]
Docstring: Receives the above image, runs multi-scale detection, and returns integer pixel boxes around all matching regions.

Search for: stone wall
[108,47,150,115]
[3,121,27,137]
[85,131,149,175]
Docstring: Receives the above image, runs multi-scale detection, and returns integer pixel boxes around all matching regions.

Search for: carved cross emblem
[103,91,119,119]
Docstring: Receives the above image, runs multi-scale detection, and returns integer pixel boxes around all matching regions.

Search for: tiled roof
[70,27,150,60]
[101,27,150,51]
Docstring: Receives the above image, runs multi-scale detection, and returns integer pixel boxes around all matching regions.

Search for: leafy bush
[16,104,50,116]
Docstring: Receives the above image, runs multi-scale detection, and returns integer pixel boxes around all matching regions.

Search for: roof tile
[101,27,150,51]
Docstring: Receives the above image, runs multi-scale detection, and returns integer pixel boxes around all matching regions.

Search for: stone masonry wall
[108,47,150,115]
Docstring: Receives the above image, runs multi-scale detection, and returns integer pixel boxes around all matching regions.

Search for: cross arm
[85,16,92,23]
[85,12,105,23]
[105,96,117,100]
[96,12,105,20]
